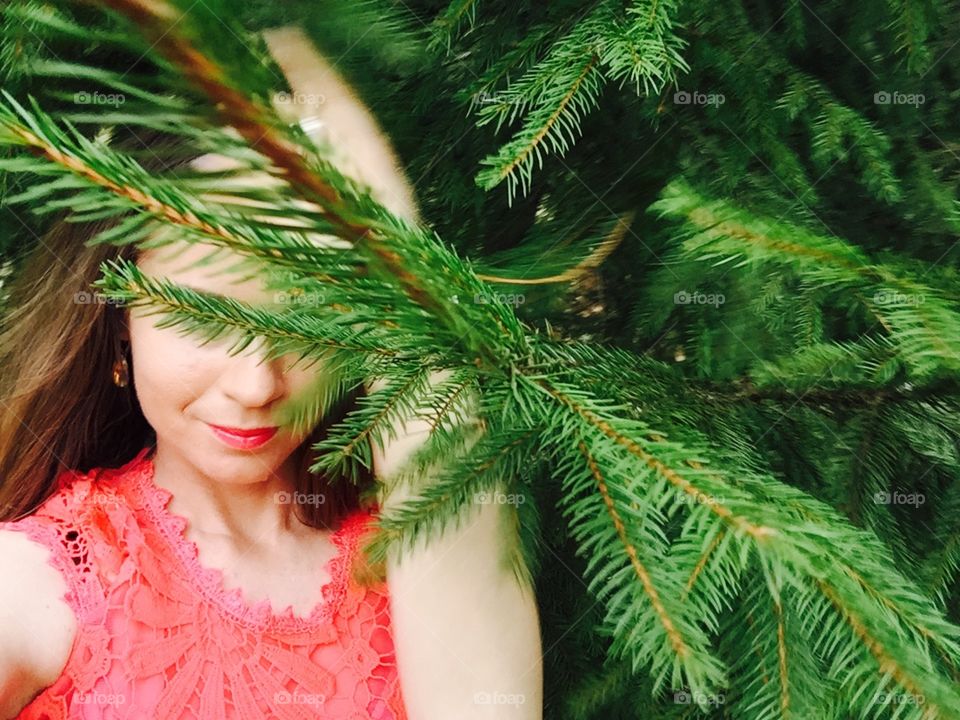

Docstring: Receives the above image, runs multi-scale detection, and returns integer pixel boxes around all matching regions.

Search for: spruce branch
[474,0,687,200]
[1,3,959,716]
[650,179,960,379]
[475,210,634,285]
[96,0,528,366]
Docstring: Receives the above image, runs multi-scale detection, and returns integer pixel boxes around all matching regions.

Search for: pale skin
[0,24,543,719]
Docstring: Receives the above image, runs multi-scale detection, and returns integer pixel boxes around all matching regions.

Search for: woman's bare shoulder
[0,528,77,718]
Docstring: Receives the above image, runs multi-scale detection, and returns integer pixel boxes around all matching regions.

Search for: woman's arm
[371,373,544,720]
[260,27,543,716]
[0,529,77,719]
[261,25,419,223]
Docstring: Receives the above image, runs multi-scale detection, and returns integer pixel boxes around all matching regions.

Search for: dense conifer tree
[2,1,959,717]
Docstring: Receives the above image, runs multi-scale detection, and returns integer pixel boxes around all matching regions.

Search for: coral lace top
[0,446,408,719]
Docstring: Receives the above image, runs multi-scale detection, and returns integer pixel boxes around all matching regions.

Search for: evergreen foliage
[1,1,959,717]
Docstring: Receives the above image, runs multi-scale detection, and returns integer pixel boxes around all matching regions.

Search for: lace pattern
[1,448,407,719]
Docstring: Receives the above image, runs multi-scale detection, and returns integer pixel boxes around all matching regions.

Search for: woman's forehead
[133,144,357,307]
[137,238,276,306]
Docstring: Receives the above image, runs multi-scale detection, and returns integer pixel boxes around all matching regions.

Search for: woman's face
[123,238,323,484]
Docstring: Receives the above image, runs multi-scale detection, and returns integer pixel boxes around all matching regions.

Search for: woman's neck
[148,443,307,548]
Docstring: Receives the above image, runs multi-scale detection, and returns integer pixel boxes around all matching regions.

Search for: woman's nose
[219,337,287,407]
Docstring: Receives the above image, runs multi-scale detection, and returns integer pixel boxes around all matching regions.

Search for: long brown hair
[0,129,374,529]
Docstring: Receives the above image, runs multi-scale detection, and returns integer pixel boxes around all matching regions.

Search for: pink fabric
[1,447,407,719]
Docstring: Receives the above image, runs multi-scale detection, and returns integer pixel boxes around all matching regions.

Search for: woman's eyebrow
[170,282,232,303]
[176,282,274,307]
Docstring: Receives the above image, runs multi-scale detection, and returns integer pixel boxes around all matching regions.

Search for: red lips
[207,423,279,450]
[209,424,278,437]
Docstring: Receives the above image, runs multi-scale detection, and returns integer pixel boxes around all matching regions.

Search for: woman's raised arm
[261,27,544,717]
[372,372,544,720]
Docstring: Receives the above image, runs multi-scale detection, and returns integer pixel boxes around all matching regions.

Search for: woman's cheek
[131,322,218,411]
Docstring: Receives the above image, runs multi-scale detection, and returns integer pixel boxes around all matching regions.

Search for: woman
[0,26,543,719]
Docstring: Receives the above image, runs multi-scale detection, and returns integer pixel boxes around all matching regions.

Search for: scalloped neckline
[120,446,356,632]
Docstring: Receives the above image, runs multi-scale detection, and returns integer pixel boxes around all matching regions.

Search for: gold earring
[112,355,129,388]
